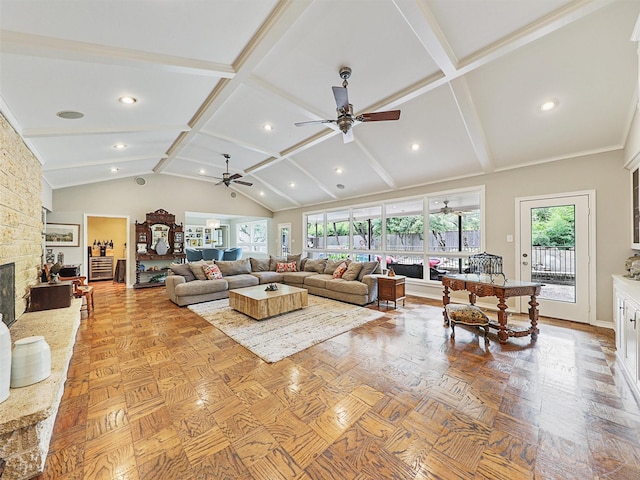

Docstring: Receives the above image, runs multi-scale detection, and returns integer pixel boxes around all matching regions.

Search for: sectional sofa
[165,255,381,307]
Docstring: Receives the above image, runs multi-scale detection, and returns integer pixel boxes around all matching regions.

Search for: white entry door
[278,223,291,257]
[518,192,593,323]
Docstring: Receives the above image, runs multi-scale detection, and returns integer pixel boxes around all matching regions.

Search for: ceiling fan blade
[332,86,349,111]
[343,128,354,144]
[233,180,253,186]
[295,119,335,127]
[228,173,242,180]
[358,110,401,122]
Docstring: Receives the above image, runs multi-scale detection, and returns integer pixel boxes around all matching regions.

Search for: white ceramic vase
[10,335,51,388]
[155,237,168,255]
[0,314,11,403]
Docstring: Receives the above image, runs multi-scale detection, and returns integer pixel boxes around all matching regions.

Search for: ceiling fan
[209,154,252,187]
[295,66,401,143]
[440,200,465,216]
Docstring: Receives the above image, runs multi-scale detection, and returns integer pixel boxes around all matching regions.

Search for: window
[237,220,268,253]
[306,213,324,249]
[427,189,482,278]
[352,206,381,251]
[303,186,483,281]
[326,210,350,250]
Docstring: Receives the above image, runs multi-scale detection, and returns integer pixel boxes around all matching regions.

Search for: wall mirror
[151,223,170,250]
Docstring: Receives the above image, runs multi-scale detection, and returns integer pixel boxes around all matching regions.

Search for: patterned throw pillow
[276,261,297,273]
[332,262,348,279]
[202,263,223,280]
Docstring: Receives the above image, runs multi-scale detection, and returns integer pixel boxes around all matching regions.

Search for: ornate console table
[442,274,542,344]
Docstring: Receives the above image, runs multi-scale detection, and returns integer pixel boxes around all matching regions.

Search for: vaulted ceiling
[1,0,638,212]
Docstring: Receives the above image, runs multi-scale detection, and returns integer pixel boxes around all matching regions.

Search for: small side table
[377,275,406,309]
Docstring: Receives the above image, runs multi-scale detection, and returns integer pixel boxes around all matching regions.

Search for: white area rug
[188,295,385,363]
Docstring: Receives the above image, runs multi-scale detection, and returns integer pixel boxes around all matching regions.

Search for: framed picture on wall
[44,223,80,247]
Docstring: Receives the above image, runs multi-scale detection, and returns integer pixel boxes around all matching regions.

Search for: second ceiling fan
[209,154,252,187]
[295,67,401,143]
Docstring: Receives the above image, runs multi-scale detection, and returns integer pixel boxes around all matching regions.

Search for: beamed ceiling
[1,0,639,211]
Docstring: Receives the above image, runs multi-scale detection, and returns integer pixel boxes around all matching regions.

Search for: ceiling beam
[0,30,235,78]
[448,77,494,173]
[157,0,314,173]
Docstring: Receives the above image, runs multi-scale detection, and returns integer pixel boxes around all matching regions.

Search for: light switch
[506,235,513,243]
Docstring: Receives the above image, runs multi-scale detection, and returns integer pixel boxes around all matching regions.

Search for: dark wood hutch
[134,209,185,288]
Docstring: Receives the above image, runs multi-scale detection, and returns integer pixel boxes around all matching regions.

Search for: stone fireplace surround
[0,300,81,480]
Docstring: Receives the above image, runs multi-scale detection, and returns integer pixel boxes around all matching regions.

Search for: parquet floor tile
[33,281,640,479]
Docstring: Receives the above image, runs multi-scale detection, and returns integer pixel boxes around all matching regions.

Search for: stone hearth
[0,299,81,480]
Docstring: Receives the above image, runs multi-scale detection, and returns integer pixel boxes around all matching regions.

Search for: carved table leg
[497,295,509,343]
[529,294,540,341]
[442,285,450,326]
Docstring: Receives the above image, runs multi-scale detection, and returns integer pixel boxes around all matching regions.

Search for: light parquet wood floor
[35,281,640,480]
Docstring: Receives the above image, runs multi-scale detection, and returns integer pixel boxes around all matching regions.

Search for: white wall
[273,150,630,325]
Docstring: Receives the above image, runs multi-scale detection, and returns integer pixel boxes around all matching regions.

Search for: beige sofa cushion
[358,261,380,281]
[251,271,284,284]
[226,274,259,289]
[281,271,316,285]
[304,258,327,274]
[250,257,271,272]
[216,258,251,276]
[323,259,344,275]
[341,262,362,281]
[304,273,333,289]
[188,260,209,280]
[325,279,368,296]
[170,263,196,282]
[175,279,227,296]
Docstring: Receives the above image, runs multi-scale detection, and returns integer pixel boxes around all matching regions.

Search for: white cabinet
[613,275,640,398]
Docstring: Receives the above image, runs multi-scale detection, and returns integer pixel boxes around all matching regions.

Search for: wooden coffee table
[229,284,308,320]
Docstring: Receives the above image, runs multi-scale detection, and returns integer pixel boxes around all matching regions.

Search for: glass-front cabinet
[134,209,185,288]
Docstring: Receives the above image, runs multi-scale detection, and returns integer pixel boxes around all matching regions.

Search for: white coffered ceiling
[1,0,638,212]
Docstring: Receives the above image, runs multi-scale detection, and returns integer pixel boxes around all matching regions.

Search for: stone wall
[0,113,43,318]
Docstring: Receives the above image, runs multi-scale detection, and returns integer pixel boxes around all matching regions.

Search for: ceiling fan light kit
[206,154,253,188]
[295,67,401,143]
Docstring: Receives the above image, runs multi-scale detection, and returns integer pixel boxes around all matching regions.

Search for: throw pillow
[341,262,363,281]
[304,258,327,274]
[357,260,380,282]
[332,262,348,279]
[300,257,308,271]
[323,259,344,275]
[169,263,196,282]
[276,261,297,273]
[269,255,287,272]
[188,260,208,280]
[250,257,271,272]
[202,263,223,280]
[215,258,251,276]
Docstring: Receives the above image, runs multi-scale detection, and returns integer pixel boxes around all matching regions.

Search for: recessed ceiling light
[199,169,206,175]
[336,184,345,189]
[539,99,558,111]
[411,143,420,151]
[289,182,295,188]
[259,191,265,196]
[56,110,84,119]
[113,143,127,149]
[119,96,137,104]
[110,167,119,173]
[335,168,343,174]
[264,124,273,131]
